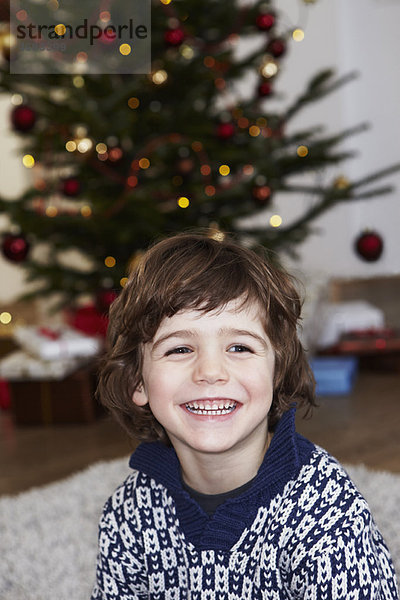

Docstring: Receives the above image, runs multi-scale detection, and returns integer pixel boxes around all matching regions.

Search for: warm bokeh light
[0,312,12,325]
[119,44,132,56]
[152,70,168,85]
[22,155,35,168]
[139,158,150,169]
[128,97,140,109]
[297,145,309,157]
[270,214,283,228]
[292,28,305,42]
[249,125,261,137]
[177,196,190,208]
[46,206,58,217]
[81,206,92,217]
[73,76,85,88]
[219,165,230,176]
[66,141,77,152]
[105,256,116,268]
[55,24,66,36]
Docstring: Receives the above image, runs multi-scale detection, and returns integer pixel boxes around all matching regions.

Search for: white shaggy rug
[0,458,399,600]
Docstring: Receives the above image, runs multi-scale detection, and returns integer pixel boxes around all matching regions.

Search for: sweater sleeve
[90,477,149,600]
[299,509,399,599]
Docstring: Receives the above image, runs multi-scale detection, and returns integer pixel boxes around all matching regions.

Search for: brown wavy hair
[98,232,316,444]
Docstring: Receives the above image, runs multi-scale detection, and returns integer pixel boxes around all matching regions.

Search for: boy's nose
[192,352,229,384]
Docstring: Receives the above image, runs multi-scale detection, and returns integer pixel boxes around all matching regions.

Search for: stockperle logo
[10,0,151,75]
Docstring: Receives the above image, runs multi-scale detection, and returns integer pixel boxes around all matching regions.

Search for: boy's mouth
[184,400,237,416]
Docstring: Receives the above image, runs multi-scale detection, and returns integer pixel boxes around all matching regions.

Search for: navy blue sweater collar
[129,407,314,550]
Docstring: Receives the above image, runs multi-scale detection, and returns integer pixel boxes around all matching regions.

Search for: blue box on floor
[310,356,358,396]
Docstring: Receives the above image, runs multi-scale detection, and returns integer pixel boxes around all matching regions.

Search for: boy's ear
[132,383,148,407]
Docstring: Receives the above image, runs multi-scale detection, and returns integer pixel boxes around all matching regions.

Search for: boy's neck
[177,432,272,495]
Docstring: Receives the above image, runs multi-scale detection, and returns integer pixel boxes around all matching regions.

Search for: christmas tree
[0,0,399,312]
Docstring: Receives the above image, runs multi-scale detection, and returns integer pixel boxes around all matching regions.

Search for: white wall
[0,0,399,303]
[276,0,400,279]
[0,96,29,302]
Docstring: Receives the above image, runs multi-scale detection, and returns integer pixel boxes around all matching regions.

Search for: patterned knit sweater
[91,408,399,599]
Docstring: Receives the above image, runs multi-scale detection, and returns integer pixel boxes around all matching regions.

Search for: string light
[238,117,249,129]
[55,23,66,36]
[292,28,305,42]
[105,256,116,268]
[191,141,203,152]
[22,154,35,168]
[127,175,138,187]
[120,277,128,287]
[200,165,211,176]
[0,312,12,325]
[16,10,28,21]
[180,45,194,59]
[76,51,88,63]
[11,94,23,106]
[297,145,309,157]
[219,165,230,176]
[152,70,168,85]
[77,138,93,153]
[205,185,216,196]
[96,142,107,154]
[80,206,92,217]
[99,11,111,23]
[128,97,140,109]
[73,76,85,88]
[249,125,261,137]
[160,0,172,4]
[243,164,254,176]
[260,55,279,79]
[204,56,215,68]
[46,206,58,217]
[177,196,190,208]
[270,215,283,227]
[119,43,132,56]
[139,158,150,169]
[66,141,77,152]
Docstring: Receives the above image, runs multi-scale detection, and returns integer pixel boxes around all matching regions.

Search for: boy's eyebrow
[151,327,269,352]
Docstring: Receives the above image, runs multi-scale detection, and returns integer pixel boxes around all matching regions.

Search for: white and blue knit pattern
[91,410,399,599]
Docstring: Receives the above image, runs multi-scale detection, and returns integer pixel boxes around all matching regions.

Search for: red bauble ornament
[355,231,384,262]
[256,12,276,31]
[217,122,235,140]
[11,104,36,132]
[61,177,81,197]
[252,185,272,206]
[96,288,118,314]
[1,233,30,263]
[266,38,286,58]
[257,81,273,97]
[164,27,185,47]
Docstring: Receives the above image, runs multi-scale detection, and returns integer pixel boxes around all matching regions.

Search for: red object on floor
[0,379,11,410]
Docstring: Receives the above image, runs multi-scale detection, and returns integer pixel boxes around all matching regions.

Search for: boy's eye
[228,344,252,353]
[165,346,192,356]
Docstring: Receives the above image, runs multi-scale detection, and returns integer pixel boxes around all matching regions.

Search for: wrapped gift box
[310,356,359,396]
[13,325,102,361]
[0,351,102,424]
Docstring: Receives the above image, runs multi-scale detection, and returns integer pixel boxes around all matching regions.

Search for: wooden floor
[0,370,399,496]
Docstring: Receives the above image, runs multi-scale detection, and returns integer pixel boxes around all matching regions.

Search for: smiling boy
[92,232,398,599]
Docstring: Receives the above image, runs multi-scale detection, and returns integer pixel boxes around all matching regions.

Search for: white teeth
[185,402,237,416]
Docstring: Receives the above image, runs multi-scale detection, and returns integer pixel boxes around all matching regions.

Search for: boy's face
[133,298,275,467]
